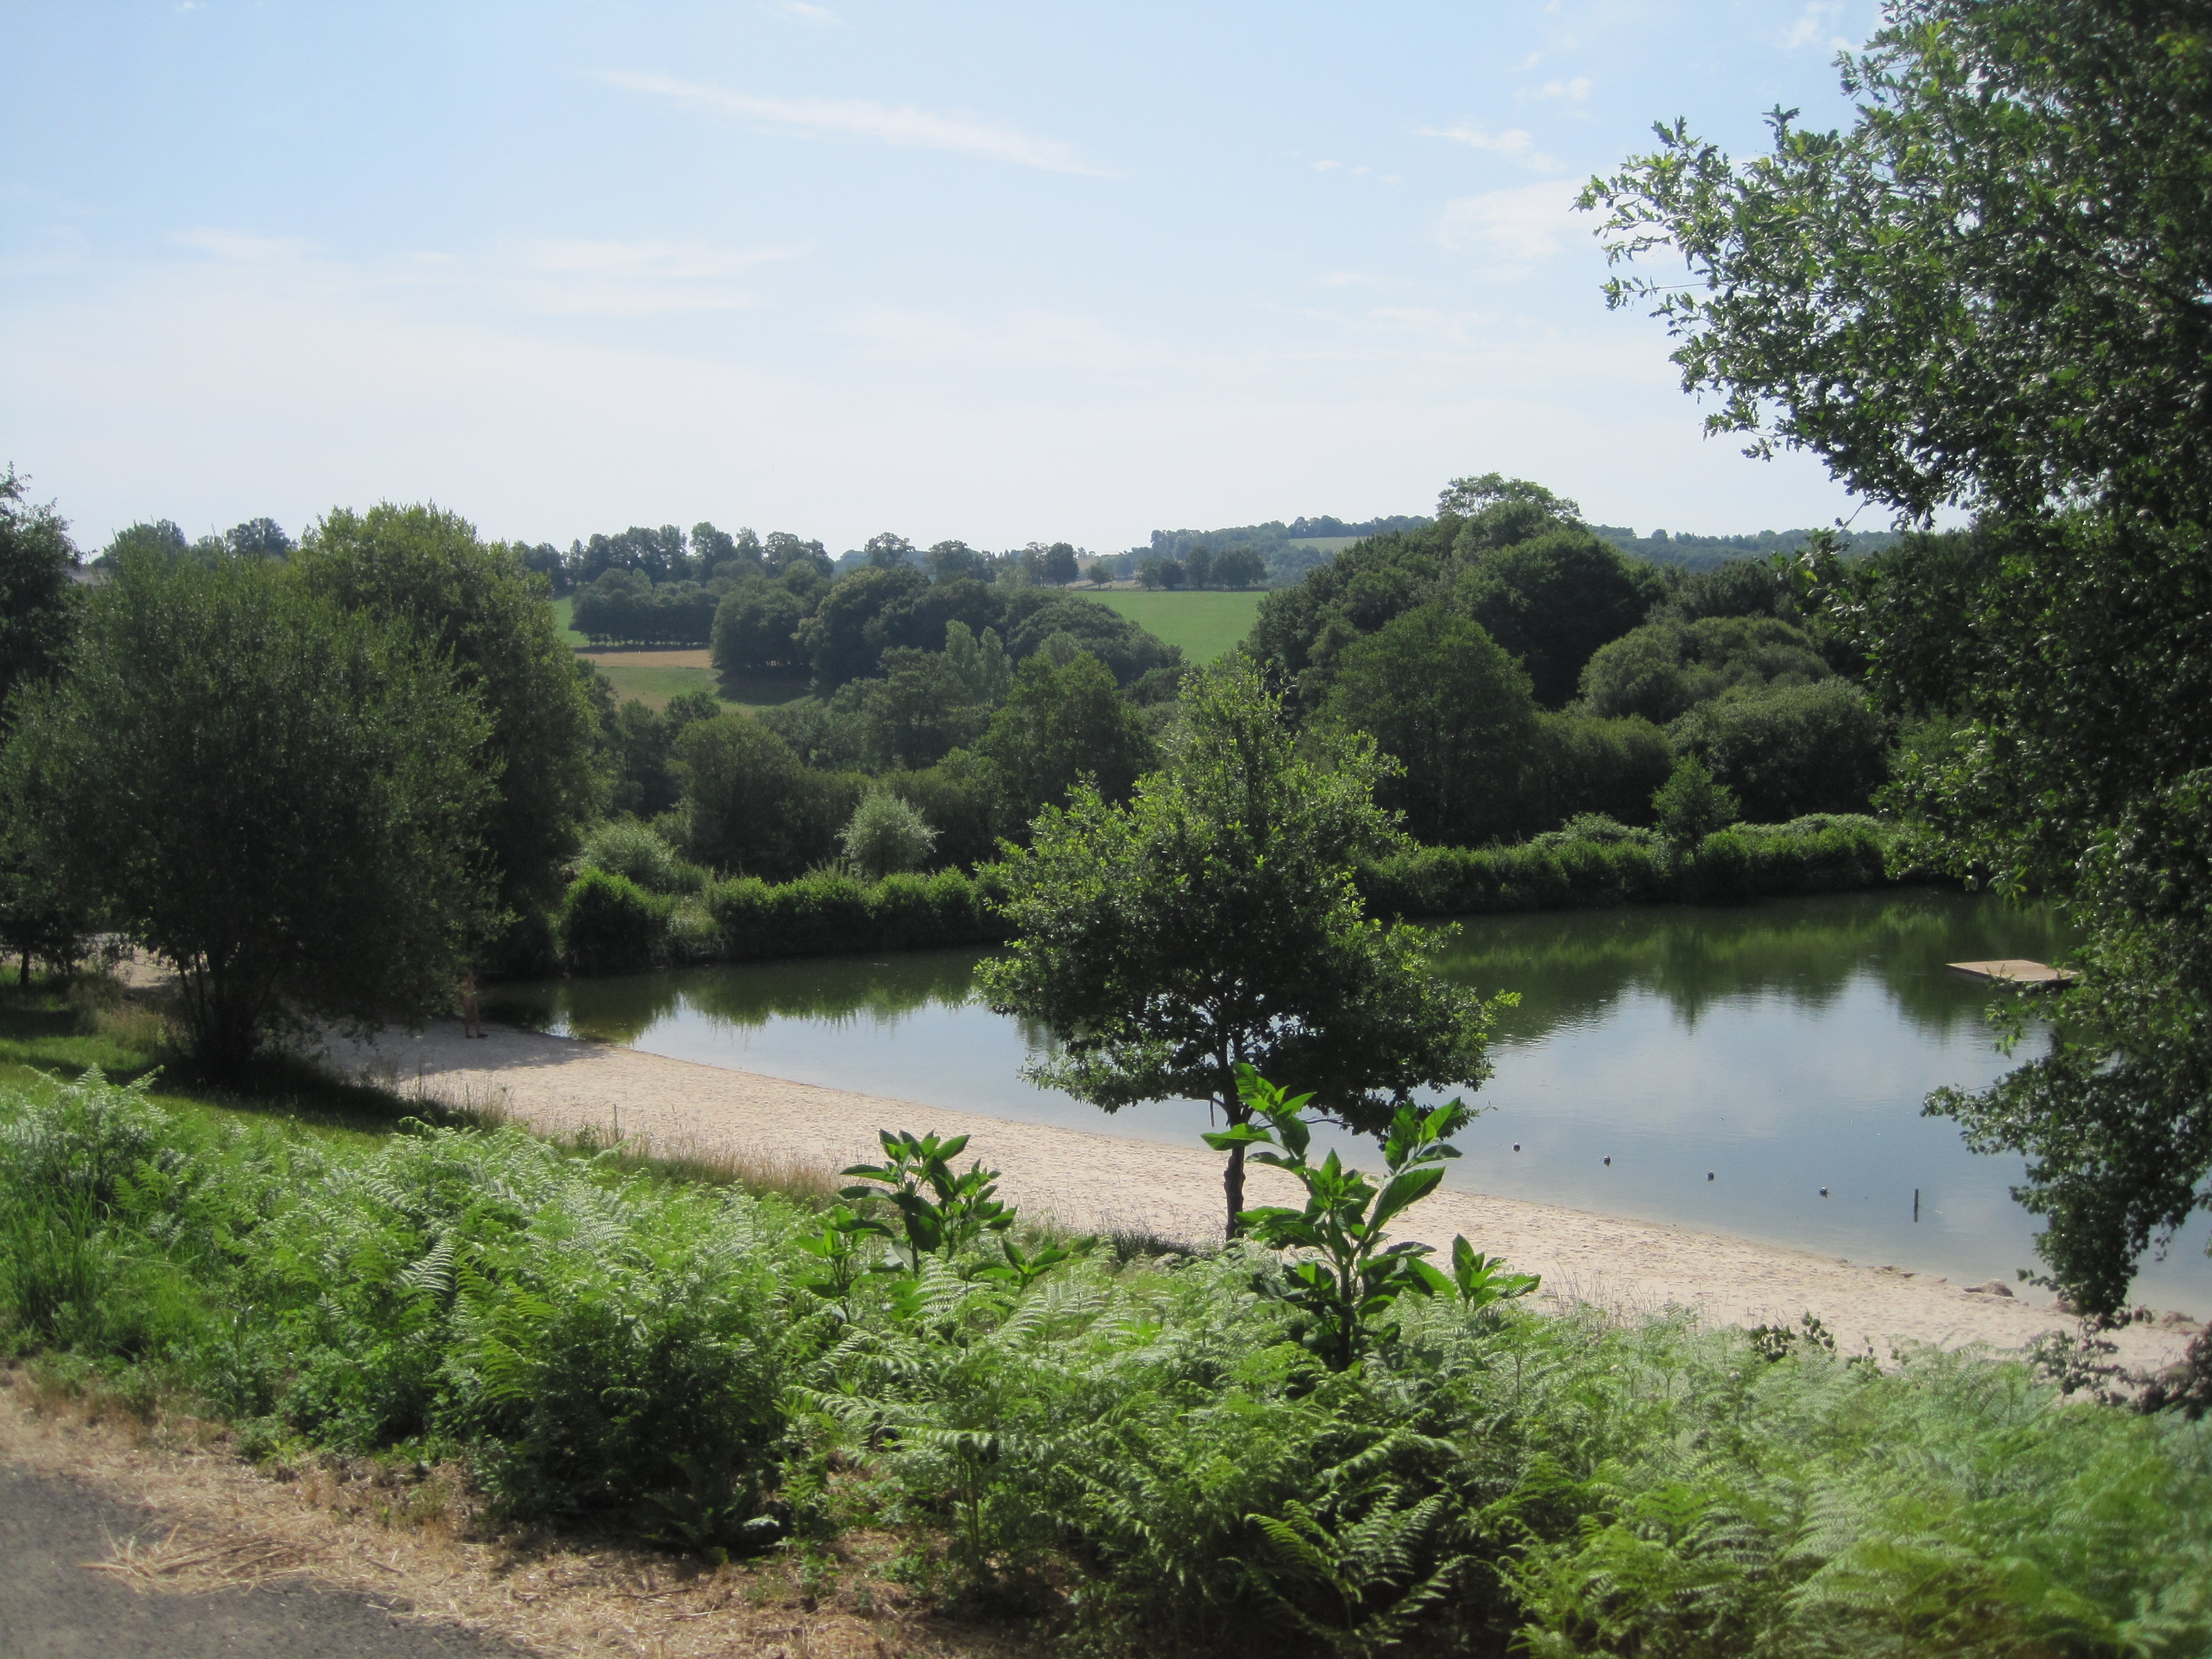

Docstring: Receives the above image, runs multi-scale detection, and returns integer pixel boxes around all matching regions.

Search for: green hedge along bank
[553,814,1913,971]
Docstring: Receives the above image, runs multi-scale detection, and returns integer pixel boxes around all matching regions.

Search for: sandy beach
[329,1019,2201,1372]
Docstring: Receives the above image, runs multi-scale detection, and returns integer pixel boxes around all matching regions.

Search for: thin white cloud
[1417,122,1557,171]
[1434,180,1584,270]
[1531,76,1591,101]
[1315,270,1412,289]
[601,71,1110,176]
[766,0,842,23]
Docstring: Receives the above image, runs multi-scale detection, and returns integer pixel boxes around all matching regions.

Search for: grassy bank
[2,993,2207,1658]
[558,817,1917,972]
[1091,589,1263,663]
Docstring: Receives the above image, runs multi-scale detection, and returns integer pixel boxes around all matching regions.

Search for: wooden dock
[1946,959,2076,988]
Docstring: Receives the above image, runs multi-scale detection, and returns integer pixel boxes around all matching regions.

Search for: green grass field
[1092,589,1264,664]
[586,660,807,712]
[549,594,586,648]
[546,598,804,711]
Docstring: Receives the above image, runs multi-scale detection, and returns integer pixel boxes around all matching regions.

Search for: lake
[485,889,2212,1313]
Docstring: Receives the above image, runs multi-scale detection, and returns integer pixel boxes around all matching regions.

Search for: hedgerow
[552,820,1914,973]
[3,1068,2207,1656]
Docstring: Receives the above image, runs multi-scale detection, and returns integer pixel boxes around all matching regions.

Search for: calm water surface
[487,890,2212,1311]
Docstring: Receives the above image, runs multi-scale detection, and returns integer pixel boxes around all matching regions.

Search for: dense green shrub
[1580,612,1832,723]
[4,1068,2208,1655]
[1518,712,1674,831]
[1318,605,1539,846]
[706,864,1004,960]
[580,819,706,894]
[556,869,672,973]
[676,712,866,882]
[5,548,498,1076]
[1360,819,1897,917]
[1669,679,1889,822]
[839,789,937,880]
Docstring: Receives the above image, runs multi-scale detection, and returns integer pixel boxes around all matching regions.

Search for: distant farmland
[1092,589,1264,664]
[549,600,802,711]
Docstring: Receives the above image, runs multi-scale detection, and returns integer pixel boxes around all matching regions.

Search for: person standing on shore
[460,970,484,1039]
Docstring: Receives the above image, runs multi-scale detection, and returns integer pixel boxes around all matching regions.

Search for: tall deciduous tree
[4,551,494,1074]
[977,661,1501,1237]
[1319,605,1539,847]
[294,504,602,953]
[0,466,77,715]
[977,651,1156,833]
[0,468,89,979]
[676,712,863,881]
[1584,0,2212,1311]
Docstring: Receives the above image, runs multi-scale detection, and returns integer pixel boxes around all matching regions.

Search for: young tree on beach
[977,659,1503,1238]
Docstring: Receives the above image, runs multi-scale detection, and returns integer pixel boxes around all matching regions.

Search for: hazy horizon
[4,1,1900,554]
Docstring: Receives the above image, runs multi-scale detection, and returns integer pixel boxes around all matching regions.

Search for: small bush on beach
[2,1066,2208,1656]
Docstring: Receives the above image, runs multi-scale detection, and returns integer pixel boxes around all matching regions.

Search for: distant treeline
[1118,514,1433,586]
[1590,523,1903,570]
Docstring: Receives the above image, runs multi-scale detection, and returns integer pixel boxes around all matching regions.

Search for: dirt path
[333,1020,2200,1371]
[0,1461,523,1659]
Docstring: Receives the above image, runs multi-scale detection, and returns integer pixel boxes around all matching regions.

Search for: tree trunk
[1221,1093,1251,1239]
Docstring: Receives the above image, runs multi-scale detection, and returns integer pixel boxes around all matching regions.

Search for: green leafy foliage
[1205,1067,1536,1372]
[675,712,865,882]
[979,660,1501,1236]
[839,790,939,880]
[0,464,78,716]
[1586,2,2212,1310]
[1580,615,1831,725]
[555,869,672,974]
[1250,489,1663,717]
[1653,755,1740,853]
[294,503,603,927]
[1668,680,1888,823]
[4,1070,2210,1653]
[2,550,495,1076]
[1318,606,1540,847]
[839,1130,1014,1273]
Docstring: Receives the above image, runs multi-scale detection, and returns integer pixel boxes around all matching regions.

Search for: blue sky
[2,1,1889,555]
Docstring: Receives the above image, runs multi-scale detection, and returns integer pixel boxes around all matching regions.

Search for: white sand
[329,1019,2200,1371]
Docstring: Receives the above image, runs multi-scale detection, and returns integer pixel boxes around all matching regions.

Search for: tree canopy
[1586,0,2212,1311]
[4,550,494,1074]
[0,466,78,716]
[977,649,1157,831]
[1249,484,1661,714]
[295,504,603,941]
[1319,605,1539,846]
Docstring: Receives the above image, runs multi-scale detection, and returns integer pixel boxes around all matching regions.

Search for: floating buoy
[1819,1187,1829,1198]
[1603,1156,1611,1166]
[1513,1143,1521,1152]
[1707,1171,1715,1181]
